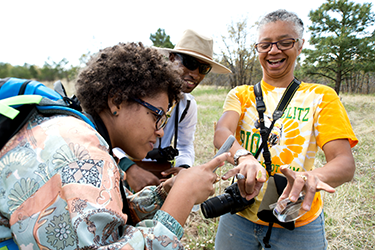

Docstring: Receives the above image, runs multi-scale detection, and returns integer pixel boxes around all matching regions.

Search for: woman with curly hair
[0,42,229,249]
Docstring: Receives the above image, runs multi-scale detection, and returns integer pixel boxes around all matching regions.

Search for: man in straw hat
[115,29,232,192]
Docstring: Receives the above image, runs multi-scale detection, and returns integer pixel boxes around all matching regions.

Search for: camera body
[201,182,254,219]
[145,146,179,162]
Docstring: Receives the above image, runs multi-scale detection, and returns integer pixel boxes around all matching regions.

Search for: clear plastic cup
[269,192,307,222]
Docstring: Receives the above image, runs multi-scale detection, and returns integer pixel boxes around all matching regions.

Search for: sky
[1,0,372,67]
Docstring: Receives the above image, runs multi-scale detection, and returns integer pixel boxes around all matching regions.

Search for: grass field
[181,85,375,250]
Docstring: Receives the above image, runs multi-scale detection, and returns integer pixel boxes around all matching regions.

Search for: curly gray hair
[258,9,304,40]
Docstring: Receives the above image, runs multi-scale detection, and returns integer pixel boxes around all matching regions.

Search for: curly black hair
[75,42,182,115]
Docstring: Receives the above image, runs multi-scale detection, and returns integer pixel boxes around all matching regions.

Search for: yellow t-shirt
[223,80,358,227]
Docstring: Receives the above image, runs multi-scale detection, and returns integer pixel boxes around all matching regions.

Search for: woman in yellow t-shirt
[214,9,358,250]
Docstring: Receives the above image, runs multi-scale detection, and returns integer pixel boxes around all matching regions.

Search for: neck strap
[254,78,301,175]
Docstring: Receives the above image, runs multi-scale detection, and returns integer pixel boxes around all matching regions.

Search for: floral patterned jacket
[0,114,184,249]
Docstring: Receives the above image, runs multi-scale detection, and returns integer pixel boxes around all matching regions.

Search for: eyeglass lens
[156,113,167,130]
[132,98,167,130]
[176,53,212,75]
[255,38,298,53]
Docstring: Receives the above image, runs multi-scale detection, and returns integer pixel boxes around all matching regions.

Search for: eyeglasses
[175,53,212,75]
[255,38,300,53]
[132,98,168,131]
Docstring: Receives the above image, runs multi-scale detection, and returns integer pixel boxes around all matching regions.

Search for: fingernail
[302,203,310,211]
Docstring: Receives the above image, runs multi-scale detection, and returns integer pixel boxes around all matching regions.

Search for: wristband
[118,157,135,172]
[178,164,191,169]
[233,149,252,166]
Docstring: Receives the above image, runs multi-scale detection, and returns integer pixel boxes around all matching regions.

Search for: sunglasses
[132,98,168,131]
[175,53,212,75]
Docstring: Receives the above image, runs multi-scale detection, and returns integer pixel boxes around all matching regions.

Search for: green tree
[40,58,58,82]
[150,28,174,48]
[29,65,39,79]
[40,58,70,82]
[303,0,375,94]
[10,64,32,79]
[0,63,12,78]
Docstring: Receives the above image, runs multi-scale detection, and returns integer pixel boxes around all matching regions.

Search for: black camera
[200,182,255,219]
[145,146,179,162]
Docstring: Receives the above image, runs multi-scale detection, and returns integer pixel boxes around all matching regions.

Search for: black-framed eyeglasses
[175,53,212,75]
[132,98,168,131]
[255,38,300,53]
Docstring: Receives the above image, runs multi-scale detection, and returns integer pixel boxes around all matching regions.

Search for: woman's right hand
[165,152,230,203]
[161,152,230,225]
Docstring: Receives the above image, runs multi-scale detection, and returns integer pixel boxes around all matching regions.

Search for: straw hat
[156,29,232,74]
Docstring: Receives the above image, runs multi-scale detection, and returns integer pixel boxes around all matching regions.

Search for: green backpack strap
[0,95,43,119]
[0,238,18,250]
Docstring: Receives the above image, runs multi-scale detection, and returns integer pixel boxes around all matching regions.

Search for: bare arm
[280,139,355,211]
[214,111,241,164]
[315,139,355,187]
[214,111,267,200]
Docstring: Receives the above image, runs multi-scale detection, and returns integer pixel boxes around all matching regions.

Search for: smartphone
[213,135,235,172]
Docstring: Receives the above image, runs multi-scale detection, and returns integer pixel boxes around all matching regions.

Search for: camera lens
[201,193,235,218]
[200,183,254,219]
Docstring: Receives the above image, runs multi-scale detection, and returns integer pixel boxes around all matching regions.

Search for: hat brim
[155,47,232,74]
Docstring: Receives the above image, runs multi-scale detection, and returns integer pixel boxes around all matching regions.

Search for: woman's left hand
[279,166,335,211]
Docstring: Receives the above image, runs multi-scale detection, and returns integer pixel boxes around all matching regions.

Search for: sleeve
[118,154,136,172]
[174,98,197,168]
[223,87,243,115]
[55,119,185,249]
[125,185,184,239]
[314,86,358,148]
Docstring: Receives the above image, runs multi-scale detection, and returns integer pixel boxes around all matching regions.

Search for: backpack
[0,77,96,150]
[0,78,136,247]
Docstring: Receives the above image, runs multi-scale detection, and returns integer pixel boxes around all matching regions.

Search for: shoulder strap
[158,98,190,150]
[174,102,179,149]
[179,99,191,123]
[273,78,300,121]
[174,99,191,148]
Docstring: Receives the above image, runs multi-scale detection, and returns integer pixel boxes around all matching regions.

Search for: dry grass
[181,87,375,250]
[323,95,375,249]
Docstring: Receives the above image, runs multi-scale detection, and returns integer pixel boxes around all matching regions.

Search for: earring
[113,111,117,115]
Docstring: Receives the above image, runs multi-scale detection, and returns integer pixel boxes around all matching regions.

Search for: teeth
[187,81,195,85]
[269,59,282,63]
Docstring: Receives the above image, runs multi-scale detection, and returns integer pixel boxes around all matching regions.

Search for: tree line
[1,0,374,95]
[205,0,375,95]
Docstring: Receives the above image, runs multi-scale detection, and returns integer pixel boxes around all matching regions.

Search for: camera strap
[253,78,300,175]
[253,78,300,248]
